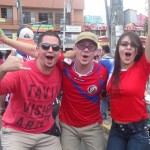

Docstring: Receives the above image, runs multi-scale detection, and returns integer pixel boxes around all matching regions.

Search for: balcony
[0,18,19,30]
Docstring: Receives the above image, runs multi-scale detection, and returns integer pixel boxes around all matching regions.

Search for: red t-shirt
[58,55,108,127]
[107,54,150,122]
[0,60,62,133]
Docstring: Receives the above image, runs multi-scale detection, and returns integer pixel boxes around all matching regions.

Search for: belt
[43,122,61,137]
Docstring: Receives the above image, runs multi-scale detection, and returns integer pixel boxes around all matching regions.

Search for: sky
[84,0,147,23]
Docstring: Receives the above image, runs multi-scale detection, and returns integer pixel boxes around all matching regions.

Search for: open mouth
[82,55,88,58]
[46,56,54,61]
[125,52,131,57]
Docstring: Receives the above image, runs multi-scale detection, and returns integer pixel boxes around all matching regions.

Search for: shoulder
[93,62,108,76]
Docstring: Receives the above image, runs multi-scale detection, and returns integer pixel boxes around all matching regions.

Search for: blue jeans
[101,97,109,120]
[106,120,150,150]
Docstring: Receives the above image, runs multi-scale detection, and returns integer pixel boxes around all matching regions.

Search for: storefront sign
[65,25,81,32]
[31,24,60,32]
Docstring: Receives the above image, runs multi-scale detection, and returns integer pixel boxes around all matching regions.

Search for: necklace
[73,62,94,77]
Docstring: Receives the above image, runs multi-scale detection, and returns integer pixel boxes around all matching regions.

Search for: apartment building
[0,0,85,48]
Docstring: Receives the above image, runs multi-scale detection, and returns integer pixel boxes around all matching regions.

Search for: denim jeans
[106,120,150,150]
[101,97,109,120]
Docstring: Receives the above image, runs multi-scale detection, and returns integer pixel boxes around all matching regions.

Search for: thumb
[9,49,15,56]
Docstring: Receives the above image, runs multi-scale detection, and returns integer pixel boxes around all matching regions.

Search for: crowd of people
[0,1,150,150]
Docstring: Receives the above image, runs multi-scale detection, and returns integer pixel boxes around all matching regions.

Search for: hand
[64,50,76,59]
[0,28,7,42]
[0,50,31,72]
[144,94,150,105]
[145,101,150,105]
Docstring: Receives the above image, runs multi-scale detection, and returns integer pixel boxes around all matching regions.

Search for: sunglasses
[119,41,139,48]
[39,43,60,51]
[76,43,97,52]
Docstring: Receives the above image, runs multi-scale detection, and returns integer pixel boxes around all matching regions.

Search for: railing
[0,19,19,25]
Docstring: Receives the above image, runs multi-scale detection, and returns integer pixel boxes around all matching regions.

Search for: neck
[36,59,53,74]
[73,61,94,76]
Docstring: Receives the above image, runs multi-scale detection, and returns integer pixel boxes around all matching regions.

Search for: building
[124,9,147,36]
[0,0,85,49]
[124,9,138,25]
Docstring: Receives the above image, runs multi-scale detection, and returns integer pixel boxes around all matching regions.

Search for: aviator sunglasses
[76,43,97,52]
[39,43,60,51]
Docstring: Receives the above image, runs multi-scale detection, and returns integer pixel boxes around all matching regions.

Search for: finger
[20,67,31,70]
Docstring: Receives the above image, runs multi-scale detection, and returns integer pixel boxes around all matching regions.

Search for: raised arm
[0,28,38,58]
[145,0,150,62]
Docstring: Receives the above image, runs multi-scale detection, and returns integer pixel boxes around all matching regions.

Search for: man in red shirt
[0,30,62,150]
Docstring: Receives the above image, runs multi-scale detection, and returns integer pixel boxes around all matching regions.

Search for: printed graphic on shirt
[13,83,59,130]
[87,85,97,94]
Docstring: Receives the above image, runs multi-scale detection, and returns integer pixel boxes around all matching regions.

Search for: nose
[127,43,132,49]
[82,46,90,52]
[47,46,53,52]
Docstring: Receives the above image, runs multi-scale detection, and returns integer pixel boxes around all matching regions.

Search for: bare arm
[0,95,6,116]
[0,28,38,58]
[145,0,150,62]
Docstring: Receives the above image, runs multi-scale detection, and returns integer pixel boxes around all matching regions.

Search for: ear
[72,46,76,51]
[94,49,99,56]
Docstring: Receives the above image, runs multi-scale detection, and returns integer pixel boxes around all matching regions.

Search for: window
[1,8,12,19]
[101,30,106,36]
[31,12,36,23]
[55,13,63,24]
[39,13,48,24]
[66,13,71,25]
[55,13,70,25]
[23,12,31,24]
[48,13,53,24]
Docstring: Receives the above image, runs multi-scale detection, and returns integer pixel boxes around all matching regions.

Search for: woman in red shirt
[106,1,150,150]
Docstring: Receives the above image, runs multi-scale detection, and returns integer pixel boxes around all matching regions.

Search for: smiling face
[36,35,61,74]
[119,36,138,69]
[74,39,97,66]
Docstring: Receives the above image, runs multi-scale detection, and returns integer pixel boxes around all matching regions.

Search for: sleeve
[100,65,109,97]
[57,53,65,71]
[0,71,20,95]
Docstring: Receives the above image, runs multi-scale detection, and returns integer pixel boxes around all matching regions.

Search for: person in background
[94,47,102,62]
[98,45,114,125]
[0,30,62,150]
[0,51,6,118]
[15,26,35,61]
[106,1,150,149]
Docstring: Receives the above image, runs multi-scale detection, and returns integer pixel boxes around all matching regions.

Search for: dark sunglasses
[39,43,60,51]
[76,43,97,52]
[119,41,139,48]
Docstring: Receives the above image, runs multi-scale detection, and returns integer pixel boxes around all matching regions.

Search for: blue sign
[85,15,103,24]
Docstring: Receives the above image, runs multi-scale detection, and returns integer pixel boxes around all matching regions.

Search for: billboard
[85,15,103,25]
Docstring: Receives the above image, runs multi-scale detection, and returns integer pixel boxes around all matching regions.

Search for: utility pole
[110,0,124,56]
[104,0,110,38]
[16,0,23,26]
[63,0,66,51]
